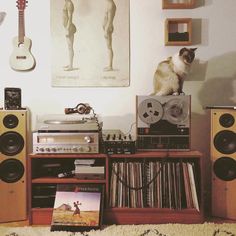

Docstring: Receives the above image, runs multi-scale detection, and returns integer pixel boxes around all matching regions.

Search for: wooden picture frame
[165,18,192,46]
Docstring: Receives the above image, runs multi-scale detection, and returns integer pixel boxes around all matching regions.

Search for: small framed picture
[51,184,104,232]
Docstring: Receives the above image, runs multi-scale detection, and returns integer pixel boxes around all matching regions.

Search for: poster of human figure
[51,0,130,87]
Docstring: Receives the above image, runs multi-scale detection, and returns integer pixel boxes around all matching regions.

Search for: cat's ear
[191,48,197,52]
[179,47,187,56]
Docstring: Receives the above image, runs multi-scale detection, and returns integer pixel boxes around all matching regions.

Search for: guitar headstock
[16,0,28,10]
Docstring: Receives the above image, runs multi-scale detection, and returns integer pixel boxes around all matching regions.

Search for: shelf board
[29,153,107,159]
[29,151,202,159]
[30,207,204,225]
[104,207,204,224]
[162,0,196,9]
[32,177,106,184]
[108,150,202,159]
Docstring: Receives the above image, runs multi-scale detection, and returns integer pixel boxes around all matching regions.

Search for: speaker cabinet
[211,109,236,220]
[0,110,28,223]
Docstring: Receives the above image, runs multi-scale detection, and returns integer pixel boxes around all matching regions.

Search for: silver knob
[84,136,91,143]
[84,146,91,152]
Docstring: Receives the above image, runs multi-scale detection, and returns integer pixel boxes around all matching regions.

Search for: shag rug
[1,223,236,236]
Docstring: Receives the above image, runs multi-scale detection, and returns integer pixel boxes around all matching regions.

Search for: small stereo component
[102,129,136,154]
[136,95,191,151]
[4,87,21,110]
[33,131,99,154]
[32,184,57,208]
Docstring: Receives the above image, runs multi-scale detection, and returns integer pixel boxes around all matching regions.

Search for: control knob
[84,136,92,143]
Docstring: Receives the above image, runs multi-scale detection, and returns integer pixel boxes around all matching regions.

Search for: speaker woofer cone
[213,157,236,181]
[219,113,235,128]
[0,131,24,156]
[0,159,25,183]
[214,130,236,154]
[3,114,19,129]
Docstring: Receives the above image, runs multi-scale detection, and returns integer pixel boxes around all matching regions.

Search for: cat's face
[179,47,197,65]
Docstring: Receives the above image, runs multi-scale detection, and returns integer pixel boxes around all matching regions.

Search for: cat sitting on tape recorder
[151,47,197,96]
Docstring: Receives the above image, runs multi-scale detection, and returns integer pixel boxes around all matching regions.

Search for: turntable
[35,114,101,131]
[33,114,102,154]
[136,95,191,151]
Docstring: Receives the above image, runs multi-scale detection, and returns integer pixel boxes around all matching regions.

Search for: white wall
[0,0,235,164]
[0,0,236,214]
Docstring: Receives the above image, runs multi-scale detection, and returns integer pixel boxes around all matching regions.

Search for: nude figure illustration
[63,0,77,71]
[103,0,116,71]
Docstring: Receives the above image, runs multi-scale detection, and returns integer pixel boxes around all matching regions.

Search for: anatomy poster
[51,0,130,87]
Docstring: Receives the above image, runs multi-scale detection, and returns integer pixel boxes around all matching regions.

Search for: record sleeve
[51,184,104,232]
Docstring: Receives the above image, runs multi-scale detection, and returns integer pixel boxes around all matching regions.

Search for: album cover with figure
[50,184,104,232]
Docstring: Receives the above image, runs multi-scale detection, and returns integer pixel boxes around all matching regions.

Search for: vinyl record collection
[109,159,200,210]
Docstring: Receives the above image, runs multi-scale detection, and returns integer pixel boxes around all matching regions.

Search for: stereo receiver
[33,131,99,154]
[33,114,101,154]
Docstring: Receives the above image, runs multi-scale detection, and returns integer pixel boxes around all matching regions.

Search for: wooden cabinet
[162,0,196,9]
[28,151,204,225]
[28,153,108,225]
[165,18,192,46]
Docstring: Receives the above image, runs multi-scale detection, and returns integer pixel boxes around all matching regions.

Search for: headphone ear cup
[77,104,86,114]
[85,106,91,114]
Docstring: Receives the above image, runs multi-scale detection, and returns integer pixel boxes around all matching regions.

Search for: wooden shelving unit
[28,153,108,225]
[28,151,204,225]
[165,18,192,46]
[162,0,196,9]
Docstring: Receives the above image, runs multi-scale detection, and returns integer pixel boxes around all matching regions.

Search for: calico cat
[151,47,197,96]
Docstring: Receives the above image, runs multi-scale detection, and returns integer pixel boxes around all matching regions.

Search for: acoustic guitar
[10,0,36,71]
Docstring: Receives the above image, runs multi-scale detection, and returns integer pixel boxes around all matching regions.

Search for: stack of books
[74,159,105,180]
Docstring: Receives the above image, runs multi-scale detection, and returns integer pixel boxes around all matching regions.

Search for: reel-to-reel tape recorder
[136,95,191,151]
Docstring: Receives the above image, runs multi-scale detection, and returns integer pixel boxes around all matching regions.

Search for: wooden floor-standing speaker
[211,108,236,220]
[0,109,28,223]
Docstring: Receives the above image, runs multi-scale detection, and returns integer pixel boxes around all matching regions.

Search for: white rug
[1,223,236,236]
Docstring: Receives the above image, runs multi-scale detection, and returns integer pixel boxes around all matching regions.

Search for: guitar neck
[18,9,25,43]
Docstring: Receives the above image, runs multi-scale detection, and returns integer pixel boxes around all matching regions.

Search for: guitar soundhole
[18,42,24,47]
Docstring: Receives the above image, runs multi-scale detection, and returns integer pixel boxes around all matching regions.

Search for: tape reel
[138,98,163,124]
[138,97,189,125]
[164,98,189,125]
